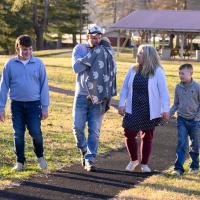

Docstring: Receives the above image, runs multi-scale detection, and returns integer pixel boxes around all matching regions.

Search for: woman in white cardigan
[118,44,170,173]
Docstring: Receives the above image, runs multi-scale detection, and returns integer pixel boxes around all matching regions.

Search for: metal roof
[110,10,200,33]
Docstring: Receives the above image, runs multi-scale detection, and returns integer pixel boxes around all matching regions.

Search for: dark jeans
[124,128,154,165]
[11,100,44,164]
[175,116,199,173]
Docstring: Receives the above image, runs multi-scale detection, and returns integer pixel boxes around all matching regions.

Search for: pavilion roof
[110,10,200,33]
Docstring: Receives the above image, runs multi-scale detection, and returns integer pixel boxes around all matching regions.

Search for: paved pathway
[0,120,177,200]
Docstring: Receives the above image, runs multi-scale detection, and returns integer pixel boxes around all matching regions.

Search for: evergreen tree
[48,0,89,46]
[12,0,49,50]
[0,0,33,53]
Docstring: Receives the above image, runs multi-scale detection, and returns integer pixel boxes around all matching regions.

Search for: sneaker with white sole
[84,160,96,172]
[11,162,25,172]
[38,157,48,169]
[189,168,199,174]
[141,164,151,173]
[172,170,182,176]
[125,160,139,171]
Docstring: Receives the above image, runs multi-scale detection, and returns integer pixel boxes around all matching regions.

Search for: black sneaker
[81,150,87,166]
[84,160,96,172]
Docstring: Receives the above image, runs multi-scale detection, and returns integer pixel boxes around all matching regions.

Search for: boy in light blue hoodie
[170,63,200,176]
[0,35,49,171]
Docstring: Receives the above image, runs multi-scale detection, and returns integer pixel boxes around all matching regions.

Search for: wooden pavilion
[109,10,200,60]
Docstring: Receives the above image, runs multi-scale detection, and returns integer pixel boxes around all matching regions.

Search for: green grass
[117,159,200,200]
[0,49,200,199]
[0,49,124,188]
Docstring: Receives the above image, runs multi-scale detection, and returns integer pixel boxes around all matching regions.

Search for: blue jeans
[11,100,44,164]
[175,116,200,173]
[72,95,105,162]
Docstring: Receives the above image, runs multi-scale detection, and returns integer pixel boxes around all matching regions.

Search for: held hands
[118,106,125,116]
[162,112,170,120]
[42,112,48,120]
[0,112,5,122]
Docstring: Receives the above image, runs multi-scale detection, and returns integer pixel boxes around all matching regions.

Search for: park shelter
[109,10,200,59]
[103,30,131,47]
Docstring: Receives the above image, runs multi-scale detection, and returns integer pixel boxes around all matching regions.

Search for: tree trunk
[32,0,48,50]
[113,0,117,23]
[57,33,62,49]
[79,0,83,43]
[36,32,44,50]
[73,34,77,46]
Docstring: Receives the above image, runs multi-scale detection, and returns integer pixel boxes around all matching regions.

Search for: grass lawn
[0,49,200,199]
[0,49,124,188]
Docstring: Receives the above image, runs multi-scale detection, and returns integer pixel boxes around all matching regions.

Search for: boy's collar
[180,79,194,87]
[29,55,35,62]
[15,55,35,63]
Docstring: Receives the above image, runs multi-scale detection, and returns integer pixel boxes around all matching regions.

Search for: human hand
[118,106,125,116]
[170,115,176,119]
[42,112,48,120]
[0,112,5,122]
[162,112,170,120]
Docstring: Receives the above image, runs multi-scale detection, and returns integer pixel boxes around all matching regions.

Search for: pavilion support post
[148,31,152,44]
[180,34,184,59]
[121,30,131,48]
[161,34,165,50]
[180,34,187,59]
[190,34,197,52]
[116,30,121,57]
[139,31,145,44]
[145,31,151,43]
[161,33,170,60]
[169,33,175,49]
[153,33,156,47]
[176,34,180,49]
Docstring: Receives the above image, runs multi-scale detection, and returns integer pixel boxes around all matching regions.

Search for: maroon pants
[124,128,154,165]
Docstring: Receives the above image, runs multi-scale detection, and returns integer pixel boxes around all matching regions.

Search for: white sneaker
[11,162,24,171]
[125,160,139,171]
[189,169,199,174]
[38,157,48,169]
[141,164,151,173]
[172,170,182,176]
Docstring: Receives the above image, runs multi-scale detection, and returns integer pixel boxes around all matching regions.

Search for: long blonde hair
[136,44,161,77]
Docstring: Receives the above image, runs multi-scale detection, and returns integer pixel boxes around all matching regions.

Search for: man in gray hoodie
[72,25,104,172]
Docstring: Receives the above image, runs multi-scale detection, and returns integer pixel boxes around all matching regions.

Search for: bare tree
[187,0,200,10]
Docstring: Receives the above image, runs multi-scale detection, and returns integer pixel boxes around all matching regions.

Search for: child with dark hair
[170,63,200,176]
[0,35,49,171]
[15,34,32,48]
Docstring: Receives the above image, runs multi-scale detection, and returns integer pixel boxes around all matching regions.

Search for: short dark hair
[179,63,193,71]
[15,35,32,49]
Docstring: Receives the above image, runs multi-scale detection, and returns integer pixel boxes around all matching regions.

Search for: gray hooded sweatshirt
[170,80,200,121]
